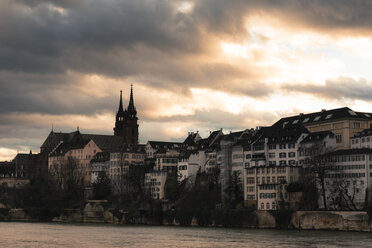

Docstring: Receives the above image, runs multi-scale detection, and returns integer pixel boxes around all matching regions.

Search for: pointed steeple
[127,84,137,116]
[118,90,124,113]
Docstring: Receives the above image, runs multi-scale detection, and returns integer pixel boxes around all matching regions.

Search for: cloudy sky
[1,0,372,160]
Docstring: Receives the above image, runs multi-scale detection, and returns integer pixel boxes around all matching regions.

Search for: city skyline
[2,0,372,160]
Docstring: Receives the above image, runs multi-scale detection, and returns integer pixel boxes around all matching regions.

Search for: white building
[90,152,110,184]
[178,150,206,182]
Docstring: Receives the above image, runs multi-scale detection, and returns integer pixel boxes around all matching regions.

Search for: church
[113,85,139,144]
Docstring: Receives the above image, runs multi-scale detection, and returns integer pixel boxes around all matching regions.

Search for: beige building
[145,171,167,199]
[246,166,302,210]
[49,138,101,185]
[276,107,372,150]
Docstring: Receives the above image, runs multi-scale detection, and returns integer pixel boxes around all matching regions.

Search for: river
[0,222,371,247]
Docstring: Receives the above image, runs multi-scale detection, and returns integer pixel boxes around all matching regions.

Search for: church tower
[113,85,139,144]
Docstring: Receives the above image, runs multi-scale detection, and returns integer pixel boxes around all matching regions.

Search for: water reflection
[0,223,371,248]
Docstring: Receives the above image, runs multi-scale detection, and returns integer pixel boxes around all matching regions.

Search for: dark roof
[223,131,244,142]
[147,141,182,149]
[82,134,124,152]
[90,152,110,163]
[40,131,80,149]
[352,128,372,138]
[49,139,90,157]
[274,107,372,128]
[183,132,199,146]
[118,143,146,153]
[265,123,309,145]
[300,131,334,144]
[329,148,372,156]
[12,153,31,165]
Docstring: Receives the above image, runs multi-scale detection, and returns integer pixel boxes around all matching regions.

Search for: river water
[0,222,371,248]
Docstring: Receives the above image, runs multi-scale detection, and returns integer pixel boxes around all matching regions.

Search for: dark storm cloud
[282,77,372,102]
[0,72,115,115]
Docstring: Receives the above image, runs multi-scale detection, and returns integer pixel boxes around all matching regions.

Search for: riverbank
[2,207,372,232]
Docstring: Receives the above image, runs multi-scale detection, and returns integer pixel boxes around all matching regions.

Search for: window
[245,154,251,159]
[292,119,299,124]
[267,176,270,183]
[348,110,357,116]
[353,122,361,128]
[247,177,255,184]
[288,143,295,149]
[272,176,275,183]
[313,116,321,121]
[303,118,310,123]
[268,144,276,150]
[362,138,366,143]
[288,152,296,157]
[335,134,342,143]
[261,203,264,209]
[262,177,265,184]
[269,153,275,158]
[272,168,275,173]
[272,202,276,210]
[325,114,333,119]
[289,160,296,165]
[247,186,255,192]
[266,203,270,210]
[279,144,286,149]
[279,152,287,158]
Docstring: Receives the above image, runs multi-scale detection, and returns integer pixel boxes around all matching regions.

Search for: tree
[224,171,243,208]
[92,171,111,200]
[49,156,85,207]
[328,179,362,211]
[301,143,334,210]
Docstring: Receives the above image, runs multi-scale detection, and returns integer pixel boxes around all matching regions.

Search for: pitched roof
[82,134,124,152]
[300,131,334,144]
[90,152,110,163]
[119,143,146,153]
[49,139,90,157]
[40,131,79,149]
[329,148,372,156]
[147,141,182,149]
[12,153,31,165]
[352,128,372,138]
[274,107,372,128]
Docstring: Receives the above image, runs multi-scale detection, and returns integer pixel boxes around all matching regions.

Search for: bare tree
[328,179,362,211]
[301,142,334,210]
[49,156,85,193]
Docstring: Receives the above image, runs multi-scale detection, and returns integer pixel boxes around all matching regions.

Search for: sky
[1,0,372,160]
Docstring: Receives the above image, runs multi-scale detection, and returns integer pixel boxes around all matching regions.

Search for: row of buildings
[2,86,372,211]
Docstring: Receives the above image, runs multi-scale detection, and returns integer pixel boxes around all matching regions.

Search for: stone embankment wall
[291,211,372,232]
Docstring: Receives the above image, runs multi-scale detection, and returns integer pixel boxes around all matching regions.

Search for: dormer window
[348,110,357,116]
[292,119,299,124]
[313,116,321,121]
[325,114,333,119]
[303,118,310,123]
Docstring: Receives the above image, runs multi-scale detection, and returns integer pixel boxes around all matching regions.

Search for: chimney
[299,113,304,116]
[321,109,326,112]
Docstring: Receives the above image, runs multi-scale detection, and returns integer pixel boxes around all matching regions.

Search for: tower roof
[127,84,137,116]
[118,90,124,114]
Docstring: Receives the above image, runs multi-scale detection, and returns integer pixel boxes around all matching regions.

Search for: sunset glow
[1,0,372,160]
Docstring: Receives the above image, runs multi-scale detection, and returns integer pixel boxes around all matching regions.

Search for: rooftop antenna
[77,126,79,132]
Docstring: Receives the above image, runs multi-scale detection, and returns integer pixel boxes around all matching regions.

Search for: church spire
[118,90,124,113]
[127,84,137,116]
